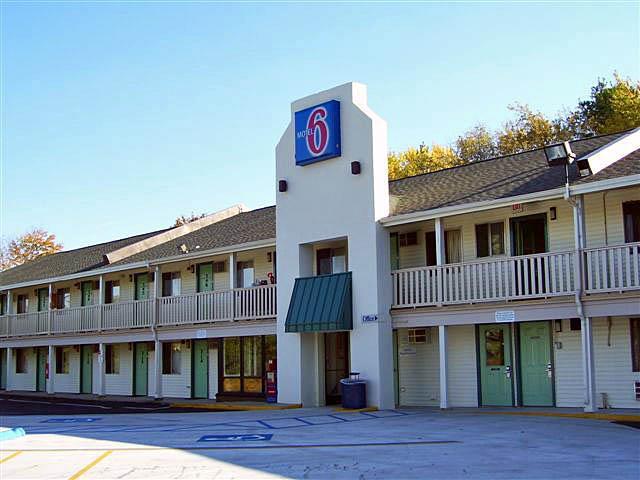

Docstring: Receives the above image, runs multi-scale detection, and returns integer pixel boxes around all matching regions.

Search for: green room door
[134,343,148,396]
[134,273,149,300]
[192,340,208,398]
[80,345,93,394]
[519,321,554,406]
[479,324,514,406]
[36,347,47,392]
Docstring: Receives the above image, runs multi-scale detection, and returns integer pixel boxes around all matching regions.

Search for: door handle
[505,365,512,379]
[546,363,553,378]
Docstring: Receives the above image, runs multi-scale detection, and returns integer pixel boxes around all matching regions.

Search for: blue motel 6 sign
[295,100,341,166]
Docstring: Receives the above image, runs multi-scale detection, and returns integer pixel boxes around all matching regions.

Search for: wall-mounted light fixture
[550,206,557,221]
[278,180,288,192]
[351,161,361,175]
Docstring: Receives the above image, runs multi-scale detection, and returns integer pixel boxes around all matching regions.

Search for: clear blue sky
[1,1,638,250]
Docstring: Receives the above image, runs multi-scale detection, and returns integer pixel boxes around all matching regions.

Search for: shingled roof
[388,131,637,216]
[2,131,638,288]
[0,229,169,287]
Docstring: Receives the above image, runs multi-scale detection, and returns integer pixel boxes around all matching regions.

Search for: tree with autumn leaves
[388,74,640,180]
[0,229,63,271]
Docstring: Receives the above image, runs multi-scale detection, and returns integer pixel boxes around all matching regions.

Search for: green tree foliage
[388,73,640,180]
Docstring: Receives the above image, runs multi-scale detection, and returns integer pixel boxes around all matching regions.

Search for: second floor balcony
[0,284,276,338]
[391,242,640,308]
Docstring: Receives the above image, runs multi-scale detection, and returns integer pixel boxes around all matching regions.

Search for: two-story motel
[1,83,639,412]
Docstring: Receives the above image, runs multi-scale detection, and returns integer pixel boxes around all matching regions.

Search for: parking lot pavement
[1,407,638,479]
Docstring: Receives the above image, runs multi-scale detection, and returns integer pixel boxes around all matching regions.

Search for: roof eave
[381,173,640,227]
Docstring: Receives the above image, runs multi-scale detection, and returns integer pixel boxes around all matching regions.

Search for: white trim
[578,127,640,176]
[381,174,640,227]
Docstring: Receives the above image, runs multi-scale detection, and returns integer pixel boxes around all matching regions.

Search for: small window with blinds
[630,318,640,372]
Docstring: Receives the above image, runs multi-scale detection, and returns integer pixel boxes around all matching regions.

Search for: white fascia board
[147,238,276,266]
[0,238,276,292]
[0,261,151,292]
[578,128,640,175]
[381,174,640,227]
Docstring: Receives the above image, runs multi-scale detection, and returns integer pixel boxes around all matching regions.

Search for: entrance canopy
[285,272,352,333]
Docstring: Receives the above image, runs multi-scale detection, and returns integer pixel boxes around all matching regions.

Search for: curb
[0,428,26,442]
[480,411,640,422]
[333,406,379,413]
[170,402,303,411]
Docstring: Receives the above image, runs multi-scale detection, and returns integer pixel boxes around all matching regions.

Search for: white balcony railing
[393,250,576,308]
[0,284,276,338]
[584,242,640,294]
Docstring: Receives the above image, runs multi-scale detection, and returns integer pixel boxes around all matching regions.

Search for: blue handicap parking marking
[41,417,102,423]
[198,433,273,442]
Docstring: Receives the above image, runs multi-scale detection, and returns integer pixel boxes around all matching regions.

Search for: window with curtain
[476,222,505,257]
[445,230,462,264]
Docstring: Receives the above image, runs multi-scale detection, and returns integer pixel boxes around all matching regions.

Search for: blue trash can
[340,372,366,409]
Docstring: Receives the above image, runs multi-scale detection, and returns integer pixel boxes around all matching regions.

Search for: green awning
[285,272,352,333]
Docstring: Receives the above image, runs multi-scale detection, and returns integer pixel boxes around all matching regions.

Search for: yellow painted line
[333,406,379,413]
[67,450,112,480]
[480,411,640,422]
[170,402,302,411]
[0,451,22,464]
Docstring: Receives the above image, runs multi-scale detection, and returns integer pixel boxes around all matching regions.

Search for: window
[104,281,120,304]
[105,344,120,374]
[236,261,255,288]
[631,318,640,372]
[399,231,418,247]
[162,342,182,374]
[408,328,428,344]
[15,348,27,373]
[162,272,181,297]
[55,288,71,309]
[17,295,29,314]
[476,222,505,257]
[623,201,640,243]
[445,230,462,264]
[570,318,582,331]
[390,233,400,270]
[222,336,270,394]
[55,347,70,374]
[316,248,347,275]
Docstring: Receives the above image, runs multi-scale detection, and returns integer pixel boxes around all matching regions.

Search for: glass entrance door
[479,324,514,406]
[325,332,349,405]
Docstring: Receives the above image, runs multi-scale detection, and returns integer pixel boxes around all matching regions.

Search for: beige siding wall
[395,198,576,269]
[104,343,133,396]
[583,187,640,247]
[397,327,440,406]
[53,347,81,393]
[448,325,479,407]
[553,319,584,407]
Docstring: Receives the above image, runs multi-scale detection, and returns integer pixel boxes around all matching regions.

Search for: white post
[6,347,13,391]
[47,284,53,334]
[47,345,55,394]
[98,343,106,396]
[6,290,12,314]
[98,275,104,331]
[229,253,237,288]
[154,339,162,399]
[438,325,448,409]
[435,217,445,304]
[581,317,597,412]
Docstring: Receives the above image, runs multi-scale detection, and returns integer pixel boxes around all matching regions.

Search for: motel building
[1,83,639,412]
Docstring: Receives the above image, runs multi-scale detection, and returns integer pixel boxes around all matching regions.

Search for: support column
[435,217,445,304]
[6,290,12,314]
[98,275,104,331]
[229,253,237,289]
[6,347,13,391]
[581,317,597,412]
[153,266,161,327]
[98,343,106,396]
[154,339,162,399]
[47,345,55,394]
[438,325,448,409]
[47,284,53,334]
